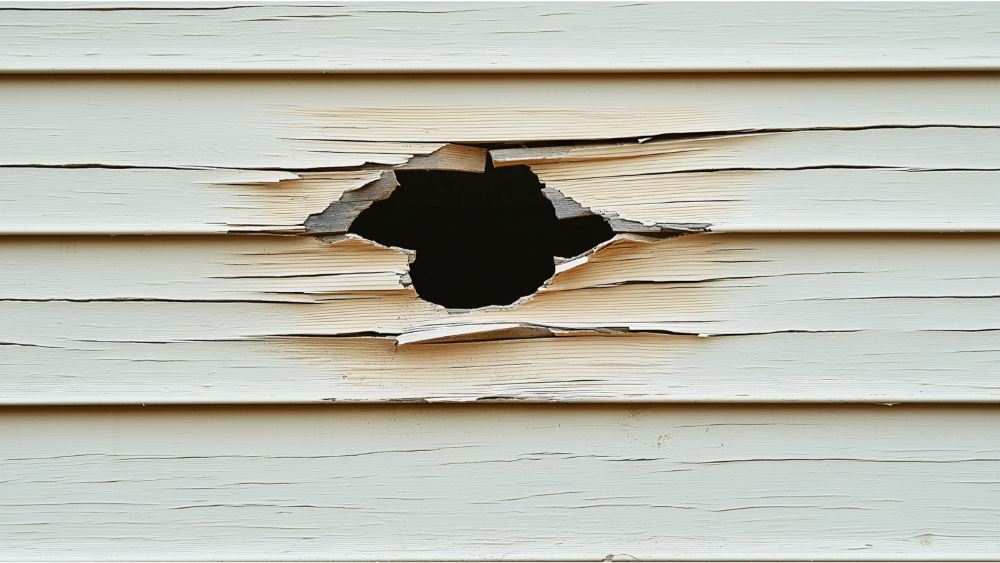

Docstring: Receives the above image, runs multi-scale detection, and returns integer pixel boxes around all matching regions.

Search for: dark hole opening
[349,161,614,309]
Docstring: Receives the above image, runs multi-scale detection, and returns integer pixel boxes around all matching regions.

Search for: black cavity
[349,162,614,309]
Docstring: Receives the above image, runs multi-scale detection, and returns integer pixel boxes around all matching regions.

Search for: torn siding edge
[303,140,711,238]
[304,170,399,235]
[394,235,677,345]
[2,144,484,237]
[13,129,1000,236]
[303,144,488,235]
[543,184,711,234]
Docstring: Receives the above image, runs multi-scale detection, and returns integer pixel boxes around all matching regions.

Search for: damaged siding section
[2,74,1000,404]
[493,128,1000,232]
[2,233,998,403]
[3,6,1000,556]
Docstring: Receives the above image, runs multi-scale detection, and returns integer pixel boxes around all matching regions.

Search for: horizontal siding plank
[3,75,1000,168]
[7,167,999,235]
[494,128,1000,172]
[2,404,998,559]
[3,331,998,404]
[7,127,1000,235]
[3,233,998,336]
[4,294,993,343]
[2,234,997,404]
[0,168,381,235]
[2,2,1000,72]
[0,235,411,299]
[538,169,1000,233]
[491,128,1000,232]
[0,146,485,236]
[6,167,999,235]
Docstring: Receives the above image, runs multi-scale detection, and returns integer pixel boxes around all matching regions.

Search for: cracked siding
[4,234,998,337]
[2,404,999,559]
[493,128,1000,232]
[4,127,1000,234]
[2,74,1000,403]
[4,331,1000,404]
[2,234,998,404]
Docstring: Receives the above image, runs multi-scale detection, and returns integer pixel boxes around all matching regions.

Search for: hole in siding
[349,160,614,309]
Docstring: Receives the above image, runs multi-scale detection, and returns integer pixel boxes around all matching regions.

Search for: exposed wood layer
[3,2,1000,72]
[3,404,998,559]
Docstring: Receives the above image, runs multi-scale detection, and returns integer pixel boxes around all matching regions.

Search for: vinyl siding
[1,3,998,560]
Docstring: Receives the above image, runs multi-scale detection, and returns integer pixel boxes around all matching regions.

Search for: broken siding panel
[0,145,484,236]
[8,167,1000,235]
[3,2,1000,72]
[2,234,998,404]
[492,128,1000,232]
[5,132,1000,234]
[3,233,997,336]
[3,405,999,559]
[4,74,1000,167]
[9,234,1000,306]
[536,169,1000,233]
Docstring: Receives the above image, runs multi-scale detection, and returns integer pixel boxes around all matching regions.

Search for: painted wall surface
[0,3,998,560]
